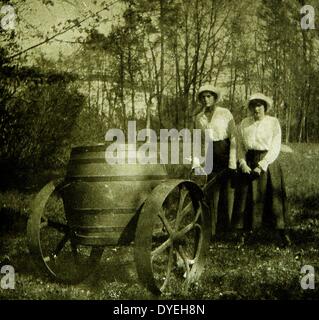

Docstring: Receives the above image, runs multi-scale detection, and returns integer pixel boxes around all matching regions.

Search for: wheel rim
[27,180,104,284]
[134,180,210,295]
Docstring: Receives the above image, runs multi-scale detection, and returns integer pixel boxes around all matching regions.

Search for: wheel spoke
[176,246,191,278]
[151,238,172,260]
[174,221,197,240]
[160,246,174,292]
[193,206,202,225]
[52,233,70,258]
[175,201,193,229]
[177,224,203,266]
[47,220,69,233]
[176,187,189,227]
[158,210,174,236]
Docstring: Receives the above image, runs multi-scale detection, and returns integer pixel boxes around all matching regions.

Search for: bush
[0,63,85,187]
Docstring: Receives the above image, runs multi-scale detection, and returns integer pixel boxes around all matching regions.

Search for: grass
[0,143,319,300]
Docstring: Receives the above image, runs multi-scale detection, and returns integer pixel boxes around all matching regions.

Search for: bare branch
[7,0,120,60]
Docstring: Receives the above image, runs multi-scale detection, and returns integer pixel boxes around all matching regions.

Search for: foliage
[0,51,85,185]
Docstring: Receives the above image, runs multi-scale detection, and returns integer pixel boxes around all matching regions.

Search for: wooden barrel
[61,143,168,246]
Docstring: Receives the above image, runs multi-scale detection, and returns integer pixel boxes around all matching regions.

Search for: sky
[3,0,125,60]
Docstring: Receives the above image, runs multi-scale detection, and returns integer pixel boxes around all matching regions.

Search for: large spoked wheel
[27,179,104,284]
[134,179,211,295]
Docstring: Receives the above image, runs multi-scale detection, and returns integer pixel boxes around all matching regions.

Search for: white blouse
[238,115,281,171]
[195,107,237,169]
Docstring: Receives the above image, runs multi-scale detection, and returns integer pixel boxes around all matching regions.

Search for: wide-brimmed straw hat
[197,84,221,102]
[248,93,273,111]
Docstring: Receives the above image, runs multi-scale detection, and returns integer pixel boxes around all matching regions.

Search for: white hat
[197,84,221,102]
[248,93,273,111]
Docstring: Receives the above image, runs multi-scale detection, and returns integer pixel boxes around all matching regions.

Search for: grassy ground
[0,143,319,300]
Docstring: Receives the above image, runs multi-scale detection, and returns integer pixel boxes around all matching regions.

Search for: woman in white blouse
[232,93,290,246]
[195,84,237,239]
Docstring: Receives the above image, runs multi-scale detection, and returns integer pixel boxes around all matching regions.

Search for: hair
[199,91,217,101]
[248,99,267,110]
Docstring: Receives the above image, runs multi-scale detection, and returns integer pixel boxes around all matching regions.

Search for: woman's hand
[250,166,262,179]
[253,167,262,176]
[240,163,252,174]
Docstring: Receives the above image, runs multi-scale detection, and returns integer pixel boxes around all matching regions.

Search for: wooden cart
[27,144,211,295]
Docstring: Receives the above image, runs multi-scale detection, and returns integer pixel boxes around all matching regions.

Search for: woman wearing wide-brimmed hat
[194,84,237,239]
[232,93,290,246]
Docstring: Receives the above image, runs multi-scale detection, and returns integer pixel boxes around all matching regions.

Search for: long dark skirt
[205,139,235,235]
[232,150,288,230]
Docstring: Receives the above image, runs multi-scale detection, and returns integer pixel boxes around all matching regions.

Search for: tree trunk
[119,52,126,132]
[157,0,165,129]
